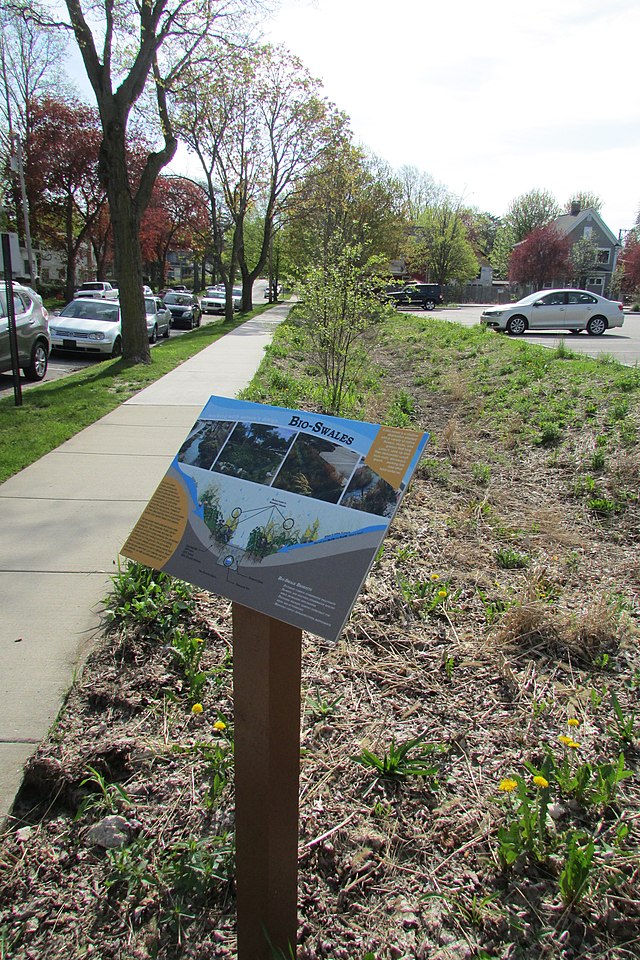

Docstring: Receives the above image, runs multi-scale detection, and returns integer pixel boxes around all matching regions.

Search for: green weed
[354,735,446,782]
[495,547,529,569]
[75,765,131,820]
[306,692,344,720]
[104,560,195,637]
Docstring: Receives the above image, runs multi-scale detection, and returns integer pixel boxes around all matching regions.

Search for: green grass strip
[0,308,271,484]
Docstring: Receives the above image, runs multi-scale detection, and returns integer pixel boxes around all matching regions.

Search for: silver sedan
[481,289,624,336]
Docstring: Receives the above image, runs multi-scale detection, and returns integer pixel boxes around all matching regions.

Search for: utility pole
[0,34,36,285]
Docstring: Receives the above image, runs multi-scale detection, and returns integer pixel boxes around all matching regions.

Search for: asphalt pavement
[0,301,292,827]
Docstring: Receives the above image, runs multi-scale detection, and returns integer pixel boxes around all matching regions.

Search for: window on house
[583,226,593,238]
[587,277,603,285]
[597,249,610,264]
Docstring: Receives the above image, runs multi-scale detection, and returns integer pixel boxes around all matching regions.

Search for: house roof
[552,207,619,247]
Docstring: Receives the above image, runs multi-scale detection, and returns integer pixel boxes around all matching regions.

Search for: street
[0,280,271,396]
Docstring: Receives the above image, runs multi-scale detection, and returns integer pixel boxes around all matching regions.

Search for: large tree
[140,175,209,288]
[509,225,571,289]
[396,164,446,221]
[25,0,259,363]
[177,43,345,319]
[285,142,403,273]
[26,95,106,298]
[504,189,561,243]
[404,200,478,286]
[564,192,603,214]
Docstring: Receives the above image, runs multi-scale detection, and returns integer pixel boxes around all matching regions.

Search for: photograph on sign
[122,397,429,642]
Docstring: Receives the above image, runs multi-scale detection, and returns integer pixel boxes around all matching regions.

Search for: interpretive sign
[122,396,429,642]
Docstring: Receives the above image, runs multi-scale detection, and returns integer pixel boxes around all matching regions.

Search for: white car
[201,286,226,314]
[50,299,122,357]
[72,281,118,300]
[201,285,242,314]
[480,289,624,336]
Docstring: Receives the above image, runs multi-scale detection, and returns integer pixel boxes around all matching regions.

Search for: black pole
[2,232,22,407]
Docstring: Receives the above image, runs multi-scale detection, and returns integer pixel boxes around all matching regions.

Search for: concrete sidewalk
[0,302,291,825]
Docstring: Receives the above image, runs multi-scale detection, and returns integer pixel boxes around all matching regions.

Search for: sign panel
[122,397,429,642]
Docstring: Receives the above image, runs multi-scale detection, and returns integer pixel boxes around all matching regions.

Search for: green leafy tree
[564,192,603,214]
[490,224,516,279]
[285,142,404,273]
[416,201,479,285]
[505,189,561,243]
[570,235,600,288]
[177,44,344,319]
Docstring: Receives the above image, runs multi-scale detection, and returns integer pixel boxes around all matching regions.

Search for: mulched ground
[1,320,639,960]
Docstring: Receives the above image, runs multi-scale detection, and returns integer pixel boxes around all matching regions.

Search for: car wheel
[569,329,583,335]
[587,316,607,336]
[423,300,436,311]
[23,339,48,381]
[506,315,527,336]
[162,324,170,339]
[150,324,158,343]
[111,336,122,358]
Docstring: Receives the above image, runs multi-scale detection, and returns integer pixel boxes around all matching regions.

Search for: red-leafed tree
[25,95,107,298]
[509,225,572,289]
[617,236,640,296]
[140,176,210,288]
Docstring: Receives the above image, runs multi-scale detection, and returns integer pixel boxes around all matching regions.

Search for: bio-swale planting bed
[1,312,639,960]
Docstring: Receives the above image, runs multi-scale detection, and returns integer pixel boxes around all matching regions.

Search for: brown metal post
[232,603,302,960]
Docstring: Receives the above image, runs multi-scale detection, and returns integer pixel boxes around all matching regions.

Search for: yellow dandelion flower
[567,718,580,728]
[533,775,549,789]
[438,589,448,598]
[194,637,204,644]
[498,778,518,793]
[567,740,580,750]
[191,703,203,715]
[430,573,440,581]
[558,735,572,746]
[214,720,226,731]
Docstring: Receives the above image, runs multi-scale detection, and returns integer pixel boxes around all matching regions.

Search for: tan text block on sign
[364,426,423,489]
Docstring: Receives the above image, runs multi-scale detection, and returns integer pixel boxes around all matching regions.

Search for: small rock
[15,826,32,843]
[85,815,131,849]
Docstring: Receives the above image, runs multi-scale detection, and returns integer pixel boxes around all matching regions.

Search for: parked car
[142,285,153,296]
[385,283,443,311]
[50,299,122,357]
[201,286,226,315]
[163,291,202,329]
[480,289,625,336]
[0,283,50,381]
[145,297,171,342]
[73,281,118,300]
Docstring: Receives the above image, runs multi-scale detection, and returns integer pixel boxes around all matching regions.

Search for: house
[550,202,621,297]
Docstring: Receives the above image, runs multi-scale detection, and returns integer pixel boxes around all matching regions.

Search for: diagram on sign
[122,396,429,642]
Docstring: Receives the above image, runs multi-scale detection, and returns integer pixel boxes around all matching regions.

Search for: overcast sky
[259,0,640,235]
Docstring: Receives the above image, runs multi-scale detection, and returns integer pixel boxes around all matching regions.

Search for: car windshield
[164,293,191,305]
[80,283,103,290]
[515,292,553,306]
[60,301,119,321]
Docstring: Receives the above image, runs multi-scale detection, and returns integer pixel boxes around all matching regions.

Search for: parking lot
[415,303,640,367]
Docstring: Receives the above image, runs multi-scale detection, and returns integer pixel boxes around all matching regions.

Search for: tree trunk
[99,124,150,363]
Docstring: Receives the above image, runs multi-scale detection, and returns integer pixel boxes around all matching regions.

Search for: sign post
[232,603,302,960]
[1,232,22,407]
[121,397,429,958]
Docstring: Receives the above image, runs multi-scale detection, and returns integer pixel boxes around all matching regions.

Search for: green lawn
[0,307,271,484]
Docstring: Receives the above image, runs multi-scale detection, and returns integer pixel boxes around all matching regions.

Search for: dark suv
[386,283,443,311]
